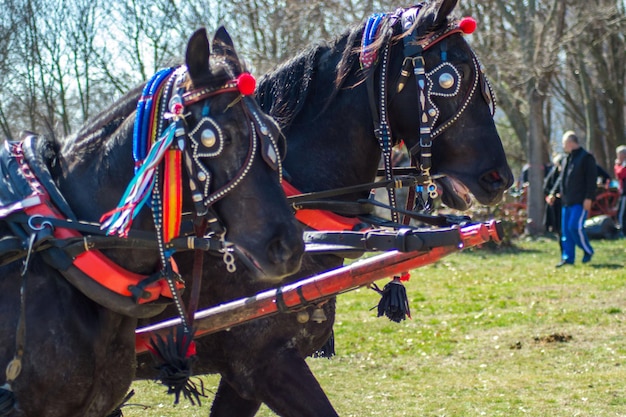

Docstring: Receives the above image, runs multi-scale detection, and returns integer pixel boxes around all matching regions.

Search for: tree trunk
[526,85,546,236]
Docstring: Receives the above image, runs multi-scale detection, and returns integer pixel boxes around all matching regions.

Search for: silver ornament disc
[201,129,217,148]
[439,73,455,89]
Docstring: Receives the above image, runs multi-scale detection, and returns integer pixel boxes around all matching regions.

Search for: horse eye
[201,128,217,148]
[439,73,455,89]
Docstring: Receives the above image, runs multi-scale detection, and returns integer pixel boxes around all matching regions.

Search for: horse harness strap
[282,178,466,233]
[363,8,492,218]
[365,14,401,223]
[114,67,279,328]
[0,140,188,319]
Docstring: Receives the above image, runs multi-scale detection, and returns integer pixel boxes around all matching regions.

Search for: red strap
[24,197,182,303]
[282,181,364,231]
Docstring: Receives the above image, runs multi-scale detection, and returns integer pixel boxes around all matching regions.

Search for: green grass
[124,237,626,416]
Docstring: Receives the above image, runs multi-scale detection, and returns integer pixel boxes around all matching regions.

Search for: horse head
[178,27,303,280]
[57,27,303,284]
[381,0,513,210]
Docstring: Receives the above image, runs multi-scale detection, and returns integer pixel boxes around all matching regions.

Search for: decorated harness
[282,7,497,232]
[357,6,496,223]
[0,65,281,321]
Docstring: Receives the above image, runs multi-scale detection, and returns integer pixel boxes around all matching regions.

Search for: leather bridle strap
[368,42,400,224]
[399,18,483,208]
[186,216,207,328]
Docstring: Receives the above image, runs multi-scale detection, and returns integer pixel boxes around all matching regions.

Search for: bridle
[102,66,281,252]
[0,58,285,405]
[100,64,283,328]
[363,6,496,221]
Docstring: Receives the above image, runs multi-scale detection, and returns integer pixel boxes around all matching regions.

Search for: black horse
[137,1,513,416]
[0,28,303,417]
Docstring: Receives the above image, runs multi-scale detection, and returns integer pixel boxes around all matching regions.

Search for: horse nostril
[480,169,511,191]
[268,232,301,265]
[487,171,501,182]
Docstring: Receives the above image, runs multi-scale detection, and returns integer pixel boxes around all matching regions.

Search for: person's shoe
[556,260,574,268]
[582,252,593,263]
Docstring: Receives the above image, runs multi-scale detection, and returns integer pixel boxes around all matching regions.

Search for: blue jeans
[561,204,593,263]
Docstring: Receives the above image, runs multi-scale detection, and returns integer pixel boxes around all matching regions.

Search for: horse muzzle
[232,223,304,282]
[477,167,514,204]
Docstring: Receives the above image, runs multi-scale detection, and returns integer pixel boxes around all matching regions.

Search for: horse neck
[260,32,382,195]
[56,113,137,224]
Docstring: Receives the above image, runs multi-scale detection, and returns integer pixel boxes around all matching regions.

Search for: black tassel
[312,329,335,358]
[0,384,15,417]
[148,326,206,405]
[371,277,411,323]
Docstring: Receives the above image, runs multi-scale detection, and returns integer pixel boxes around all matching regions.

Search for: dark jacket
[543,163,561,197]
[551,148,597,207]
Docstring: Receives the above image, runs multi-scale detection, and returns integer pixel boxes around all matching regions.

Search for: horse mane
[58,84,143,156]
[256,3,452,132]
[256,25,364,132]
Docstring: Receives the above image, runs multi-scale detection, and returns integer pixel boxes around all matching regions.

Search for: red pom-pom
[459,17,477,34]
[400,271,411,282]
[237,73,256,96]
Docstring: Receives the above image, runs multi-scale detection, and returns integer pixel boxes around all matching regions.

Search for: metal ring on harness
[27,214,53,231]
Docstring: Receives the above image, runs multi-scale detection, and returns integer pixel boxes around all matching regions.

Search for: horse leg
[253,348,338,417]
[210,378,261,417]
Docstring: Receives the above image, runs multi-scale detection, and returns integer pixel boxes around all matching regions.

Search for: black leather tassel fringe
[149,326,206,405]
[371,277,411,322]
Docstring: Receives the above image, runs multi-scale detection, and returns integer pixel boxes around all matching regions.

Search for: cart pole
[136,221,501,353]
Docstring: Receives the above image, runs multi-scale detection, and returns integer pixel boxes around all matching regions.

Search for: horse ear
[212,26,243,74]
[432,0,459,27]
[186,28,211,85]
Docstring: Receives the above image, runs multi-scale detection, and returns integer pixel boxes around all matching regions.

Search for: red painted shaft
[136,221,500,353]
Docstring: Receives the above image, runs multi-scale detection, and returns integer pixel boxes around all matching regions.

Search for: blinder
[176,73,284,213]
[188,117,224,157]
[427,62,461,98]
[479,65,496,116]
[244,96,284,178]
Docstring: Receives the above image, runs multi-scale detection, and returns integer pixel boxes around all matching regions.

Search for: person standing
[546,131,597,267]
[614,145,626,236]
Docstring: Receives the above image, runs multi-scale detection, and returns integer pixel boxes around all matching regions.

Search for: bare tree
[553,0,626,169]
[462,0,568,235]
[0,0,21,139]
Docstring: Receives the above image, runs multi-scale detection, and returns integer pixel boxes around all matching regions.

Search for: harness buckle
[405,56,425,68]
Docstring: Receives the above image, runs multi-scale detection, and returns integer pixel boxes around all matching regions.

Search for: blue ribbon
[133,67,176,170]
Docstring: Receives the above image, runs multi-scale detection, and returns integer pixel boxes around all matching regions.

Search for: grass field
[123,236,626,417]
